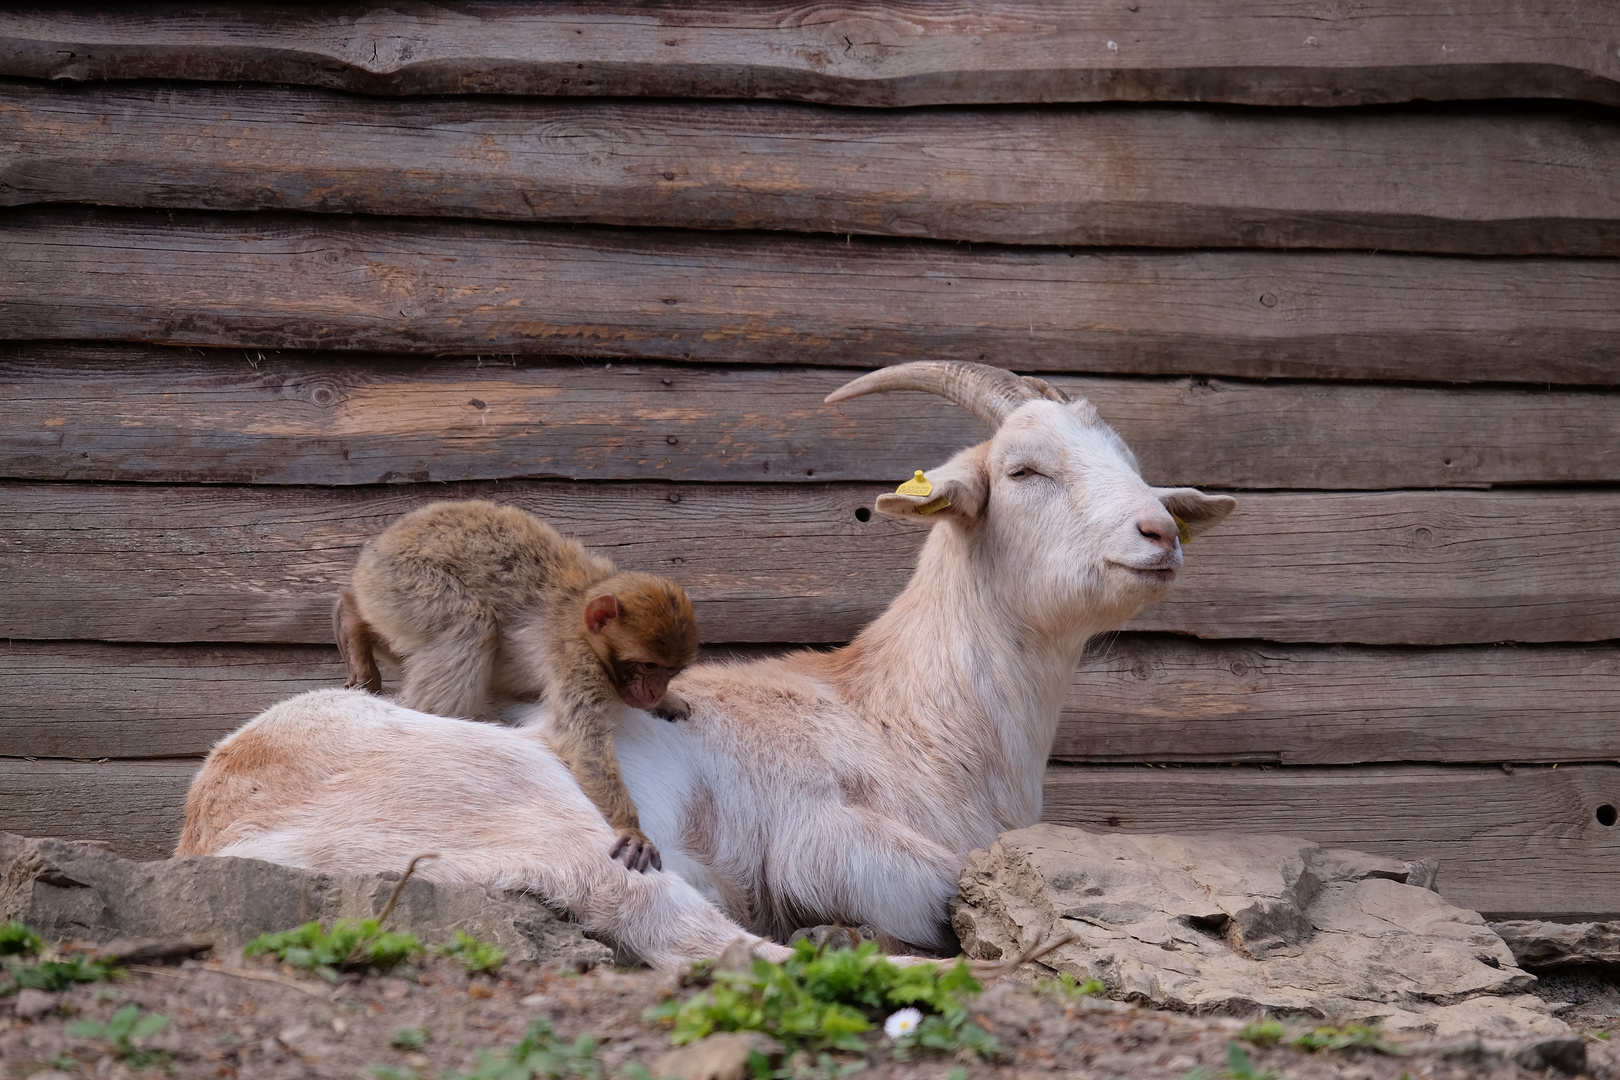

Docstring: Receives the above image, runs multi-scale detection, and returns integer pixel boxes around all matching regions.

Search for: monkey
[332,499,699,873]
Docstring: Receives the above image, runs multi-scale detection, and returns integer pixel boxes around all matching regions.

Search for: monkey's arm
[548,712,662,873]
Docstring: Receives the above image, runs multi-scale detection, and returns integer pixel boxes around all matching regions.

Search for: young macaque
[333,499,699,872]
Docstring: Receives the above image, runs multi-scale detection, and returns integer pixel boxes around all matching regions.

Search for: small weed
[68,1004,170,1068]
[1037,971,1106,1001]
[0,921,44,956]
[4,953,120,995]
[244,919,422,980]
[1290,1022,1395,1054]
[390,1027,428,1051]
[646,940,997,1061]
[1592,1031,1611,1041]
[438,930,506,975]
[1221,1042,1277,1080]
[1238,1019,1286,1048]
[373,1018,605,1080]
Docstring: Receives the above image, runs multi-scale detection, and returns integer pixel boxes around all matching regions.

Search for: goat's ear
[874,447,988,525]
[1153,487,1236,540]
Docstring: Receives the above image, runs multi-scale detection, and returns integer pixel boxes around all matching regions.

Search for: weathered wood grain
[2,3,1616,108]
[6,209,1620,384]
[0,759,198,861]
[8,637,1620,765]
[1061,636,1620,766]
[0,641,341,760]
[8,83,1620,254]
[6,482,1620,647]
[10,345,1620,490]
[1043,763,1620,919]
[3,757,1613,912]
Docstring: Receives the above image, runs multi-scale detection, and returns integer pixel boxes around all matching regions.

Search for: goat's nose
[1137,516,1178,552]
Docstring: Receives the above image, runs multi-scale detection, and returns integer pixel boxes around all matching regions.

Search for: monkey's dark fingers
[610,834,631,860]
[651,849,664,872]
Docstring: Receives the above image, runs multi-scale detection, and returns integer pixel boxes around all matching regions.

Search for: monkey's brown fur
[333,499,699,872]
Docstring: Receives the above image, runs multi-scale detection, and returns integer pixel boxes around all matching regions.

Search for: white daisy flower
[884,1007,923,1040]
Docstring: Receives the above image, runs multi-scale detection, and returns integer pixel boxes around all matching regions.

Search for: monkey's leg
[397,620,498,719]
[332,589,383,694]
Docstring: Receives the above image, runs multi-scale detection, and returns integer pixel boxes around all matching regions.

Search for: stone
[951,824,1570,1039]
[653,1032,784,1080]
[1491,920,1620,969]
[0,832,611,967]
[1511,1036,1588,1075]
[13,987,60,1021]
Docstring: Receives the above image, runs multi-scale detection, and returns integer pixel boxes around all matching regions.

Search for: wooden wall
[1,3,1617,920]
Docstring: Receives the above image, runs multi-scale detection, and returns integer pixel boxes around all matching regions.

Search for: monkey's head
[582,572,700,711]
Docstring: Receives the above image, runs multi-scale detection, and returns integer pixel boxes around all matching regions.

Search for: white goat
[177,361,1234,967]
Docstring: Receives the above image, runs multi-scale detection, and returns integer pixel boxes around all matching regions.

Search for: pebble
[13,989,60,1021]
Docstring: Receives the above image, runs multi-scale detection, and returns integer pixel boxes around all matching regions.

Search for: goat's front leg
[773,807,963,953]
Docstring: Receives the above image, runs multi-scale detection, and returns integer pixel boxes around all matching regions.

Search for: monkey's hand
[648,690,691,723]
[610,828,662,873]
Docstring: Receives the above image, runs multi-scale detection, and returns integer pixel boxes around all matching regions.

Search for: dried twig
[196,961,332,999]
[376,852,439,928]
[970,930,1080,979]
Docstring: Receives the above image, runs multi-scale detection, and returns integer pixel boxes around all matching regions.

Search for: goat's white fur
[178,369,1234,967]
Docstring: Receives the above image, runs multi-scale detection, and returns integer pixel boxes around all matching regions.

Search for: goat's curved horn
[824,361,1054,429]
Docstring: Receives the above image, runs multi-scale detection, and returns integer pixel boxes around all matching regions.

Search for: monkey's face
[613,658,679,710]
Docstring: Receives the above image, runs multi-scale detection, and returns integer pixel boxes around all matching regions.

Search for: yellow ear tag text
[896,470,933,497]
[1172,513,1193,545]
[916,494,953,516]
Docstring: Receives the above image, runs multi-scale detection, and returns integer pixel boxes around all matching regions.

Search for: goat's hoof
[610,830,662,874]
[787,924,880,951]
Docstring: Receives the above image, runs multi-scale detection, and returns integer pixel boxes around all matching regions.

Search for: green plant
[3,952,119,995]
[244,919,422,980]
[373,1018,605,1080]
[1221,1042,1276,1080]
[68,1004,170,1067]
[0,921,44,956]
[391,1027,428,1051]
[438,931,506,975]
[1237,1019,1286,1048]
[1037,971,1106,1001]
[647,940,998,1061]
[1290,1023,1394,1054]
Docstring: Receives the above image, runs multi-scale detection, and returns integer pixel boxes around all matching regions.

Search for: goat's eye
[1009,467,1038,480]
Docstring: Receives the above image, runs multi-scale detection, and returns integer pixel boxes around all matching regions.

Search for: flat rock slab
[952,824,1568,1039]
[0,832,611,967]
[1492,920,1620,970]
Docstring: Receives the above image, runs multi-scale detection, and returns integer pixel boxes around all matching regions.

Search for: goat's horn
[824,361,1052,429]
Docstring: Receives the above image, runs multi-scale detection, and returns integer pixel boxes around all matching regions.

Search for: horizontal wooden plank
[0,759,197,861]
[4,758,1614,914]
[0,641,341,760]
[1042,763,1620,920]
[9,637,1620,765]
[6,209,1620,384]
[7,83,1620,255]
[6,482,1620,647]
[1,4,1616,108]
[10,345,1620,489]
[1062,636,1620,766]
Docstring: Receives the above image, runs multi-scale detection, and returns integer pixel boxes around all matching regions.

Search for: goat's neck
[837,524,1102,816]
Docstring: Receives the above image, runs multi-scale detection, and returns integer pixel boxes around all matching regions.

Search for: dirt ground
[3,952,1618,1080]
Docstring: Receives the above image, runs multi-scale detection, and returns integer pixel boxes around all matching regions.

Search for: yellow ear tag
[916,494,954,516]
[1172,513,1193,545]
[896,470,933,497]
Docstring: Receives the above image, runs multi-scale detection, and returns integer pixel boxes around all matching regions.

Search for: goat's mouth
[1108,560,1179,582]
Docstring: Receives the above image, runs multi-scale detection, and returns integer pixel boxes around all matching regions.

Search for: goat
[177,361,1235,966]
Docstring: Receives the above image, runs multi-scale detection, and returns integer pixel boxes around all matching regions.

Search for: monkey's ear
[584,594,621,635]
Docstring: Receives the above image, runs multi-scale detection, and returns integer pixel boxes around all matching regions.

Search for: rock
[0,832,611,967]
[1491,920,1620,969]
[13,987,60,1021]
[951,824,1569,1038]
[1511,1036,1588,1074]
[653,1032,784,1080]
